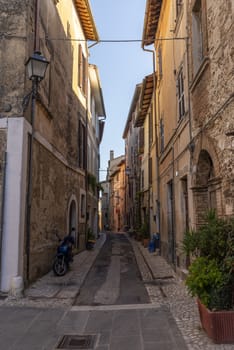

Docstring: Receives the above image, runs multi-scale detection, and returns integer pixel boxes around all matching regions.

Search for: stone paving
[131,238,234,350]
[0,232,233,349]
[0,233,106,309]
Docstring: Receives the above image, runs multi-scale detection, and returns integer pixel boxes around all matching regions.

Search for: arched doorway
[193,149,219,226]
[68,197,78,248]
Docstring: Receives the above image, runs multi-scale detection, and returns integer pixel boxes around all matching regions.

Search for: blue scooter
[53,233,74,276]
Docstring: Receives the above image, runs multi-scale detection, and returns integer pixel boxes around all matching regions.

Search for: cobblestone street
[0,233,233,350]
[131,239,234,350]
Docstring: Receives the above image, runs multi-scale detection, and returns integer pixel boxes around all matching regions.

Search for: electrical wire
[0,33,188,43]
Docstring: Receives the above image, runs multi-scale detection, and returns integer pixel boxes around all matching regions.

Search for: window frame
[78,44,87,95]
[177,68,185,120]
[160,118,164,153]
[78,119,86,170]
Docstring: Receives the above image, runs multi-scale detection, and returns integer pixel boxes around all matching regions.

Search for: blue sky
[89,0,153,180]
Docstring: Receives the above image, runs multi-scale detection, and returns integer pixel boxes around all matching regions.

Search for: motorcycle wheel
[53,256,68,276]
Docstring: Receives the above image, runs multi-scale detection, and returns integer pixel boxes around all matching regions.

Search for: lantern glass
[26,51,49,81]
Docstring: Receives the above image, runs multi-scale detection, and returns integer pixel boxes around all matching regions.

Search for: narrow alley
[74,233,149,306]
[0,232,233,350]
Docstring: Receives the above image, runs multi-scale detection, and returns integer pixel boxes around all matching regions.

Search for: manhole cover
[57,334,96,349]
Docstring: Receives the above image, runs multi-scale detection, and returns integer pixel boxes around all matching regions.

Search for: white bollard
[10,276,24,298]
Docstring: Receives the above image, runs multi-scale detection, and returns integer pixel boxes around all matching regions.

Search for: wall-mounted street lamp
[25,51,49,281]
[125,166,131,176]
[25,51,49,81]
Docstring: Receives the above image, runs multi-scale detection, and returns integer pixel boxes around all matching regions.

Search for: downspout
[26,0,40,281]
[0,152,7,283]
[26,78,38,281]
[34,0,40,51]
[172,144,176,268]
[85,107,88,246]
[142,46,161,237]
[186,37,194,165]
[85,44,89,246]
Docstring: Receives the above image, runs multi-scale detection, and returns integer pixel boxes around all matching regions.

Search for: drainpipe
[25,0,40,282]
[26,78,38,281]
[34,0,40,51]
[0,152,7,284]
[172,144,177,268]
[142,46,161,237]
[186,37,194,166]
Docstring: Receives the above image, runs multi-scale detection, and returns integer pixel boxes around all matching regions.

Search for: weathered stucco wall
[28,139,86,281]
[0,0,89,286]
[0,0,28,117]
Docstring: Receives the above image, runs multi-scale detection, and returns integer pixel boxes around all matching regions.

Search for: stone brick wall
[28,139,86,282]
[0,1,91,284]
[0,0,28,118]
[189,0,234,217]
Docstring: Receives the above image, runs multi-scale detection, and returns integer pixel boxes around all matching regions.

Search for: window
[192,0,204,74]
[177,68,185,119]
[176,0,183,17]
[160,118,164,153]
[80,193,86,219]
[157,46,163,79]
[181,177,189,231]
[78,44,87,95]
[78,119,86,169]
[141,170,144,190]
[149,157,152,185]
[139,127,144,154]
[149,110,153,146]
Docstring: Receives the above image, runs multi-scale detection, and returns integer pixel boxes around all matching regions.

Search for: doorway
[68,199,78,247]
[167,180,175,265]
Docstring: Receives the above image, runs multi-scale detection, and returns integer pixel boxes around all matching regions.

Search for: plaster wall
[0,118,29,292]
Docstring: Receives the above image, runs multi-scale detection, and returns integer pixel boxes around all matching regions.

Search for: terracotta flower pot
[142,238,150,248]
[197,299,234,344]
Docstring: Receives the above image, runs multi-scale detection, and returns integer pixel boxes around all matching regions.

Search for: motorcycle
[53,233,74,276]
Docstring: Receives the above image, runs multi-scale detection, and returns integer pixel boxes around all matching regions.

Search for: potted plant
[86,228,96,250]
[139,222,150,248]
[183,210,234,343]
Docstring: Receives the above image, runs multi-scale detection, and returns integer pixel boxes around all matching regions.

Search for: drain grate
[57,334,96,349]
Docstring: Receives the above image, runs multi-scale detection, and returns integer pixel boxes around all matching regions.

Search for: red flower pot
[197,299,234,344]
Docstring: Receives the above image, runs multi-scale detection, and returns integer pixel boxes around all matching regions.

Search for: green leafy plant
[183,210,234,311]
[182,228,199,257]
[86,227,95,241]
[139,221,149,239]
[186,257,228,309]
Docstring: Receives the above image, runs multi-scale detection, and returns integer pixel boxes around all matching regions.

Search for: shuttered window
[177,68,185,119]
[78,119,86,169]
[78,44,87,95]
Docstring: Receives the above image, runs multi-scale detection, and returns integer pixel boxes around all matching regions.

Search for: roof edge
[74,0,99,41]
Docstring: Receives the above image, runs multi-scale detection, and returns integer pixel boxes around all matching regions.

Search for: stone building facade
[142,0,192,268]
[128,0,234,274]
[0,0,105,292]
[107,151,125,232]
[99,180,110,231]
[188,0,234,222]
[123,84,142,231]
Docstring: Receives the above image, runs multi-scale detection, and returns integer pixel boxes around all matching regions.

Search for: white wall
[0,117,30,292]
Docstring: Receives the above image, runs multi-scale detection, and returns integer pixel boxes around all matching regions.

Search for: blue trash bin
[153,233,160,249]
[148,239,156,253]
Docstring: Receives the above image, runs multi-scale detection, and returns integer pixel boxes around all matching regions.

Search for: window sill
[190,57,210,92]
